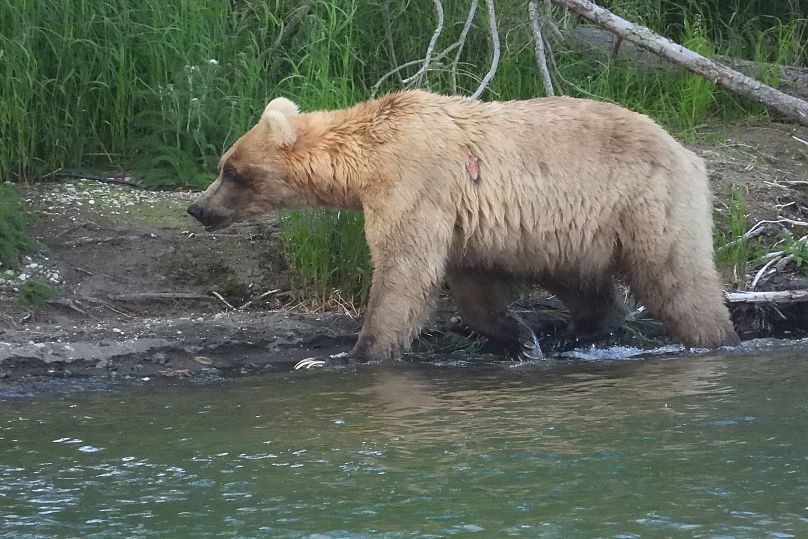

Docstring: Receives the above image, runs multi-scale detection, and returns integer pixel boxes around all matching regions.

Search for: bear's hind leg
[624,238,740,348]
[547,277,629,348]
[448,270,538,355]
[627,260,740,348]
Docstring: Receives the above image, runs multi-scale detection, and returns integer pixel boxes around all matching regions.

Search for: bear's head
[186,97,309,230]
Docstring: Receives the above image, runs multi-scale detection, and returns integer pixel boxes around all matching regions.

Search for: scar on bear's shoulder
[466,150,481,184]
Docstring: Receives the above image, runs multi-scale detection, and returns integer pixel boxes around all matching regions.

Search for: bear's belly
[451,226,619,280]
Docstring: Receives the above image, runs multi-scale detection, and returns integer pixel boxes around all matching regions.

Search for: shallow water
[2,350,808,537]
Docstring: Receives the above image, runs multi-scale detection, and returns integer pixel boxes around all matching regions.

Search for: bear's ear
[264,97,299,117]
[261,109,297,148]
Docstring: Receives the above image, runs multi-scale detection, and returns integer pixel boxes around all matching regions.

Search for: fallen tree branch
[109,292,215,302]
[551,0,808,126]
[565,26,808,103]
[63,234,156,247]
[470,0,501,99]
[725,289,808,304]
[238,288,281,310]
[210,291,236,310]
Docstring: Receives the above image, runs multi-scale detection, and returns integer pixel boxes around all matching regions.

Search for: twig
[238,288,281,310]
[451,0,479,94]
[372,47,459,96]
[102,303,133,318]
[528,0,555,96]
[725,289,808,303]
[401,0,445,86]
[109,292,214,302]
[75,295,133,317]
[792,135,808,148]
[774,254,796,273]
[715,222,768,253]
[470,0,501,99]
[751,256,781,289]
[777,217,808,227]
[210,291,236,310]
[63,234,155,247]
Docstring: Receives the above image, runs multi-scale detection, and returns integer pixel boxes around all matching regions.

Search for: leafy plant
[779,234,808,275]
[18,277,57,306]
[0,183,40,268]
[713,184,761,286]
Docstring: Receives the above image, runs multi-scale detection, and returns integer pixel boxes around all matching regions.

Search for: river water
[2,347,807,537]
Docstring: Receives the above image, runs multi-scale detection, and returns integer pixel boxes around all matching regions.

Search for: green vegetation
[779,233,808,276]
[280,210,372,306]
[1,0,806,301]
[0,184,40,269]
[713,185,761,286]
[18,277,57,306]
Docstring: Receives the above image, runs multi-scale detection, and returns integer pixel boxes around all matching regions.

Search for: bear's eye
[223,167,245,185]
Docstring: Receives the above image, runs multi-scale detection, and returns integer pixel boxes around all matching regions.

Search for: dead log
[565,26,808,103]
[551,0,808,127]
[725,289,808,304]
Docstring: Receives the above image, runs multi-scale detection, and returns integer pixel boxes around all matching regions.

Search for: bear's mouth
[202,217,233,232]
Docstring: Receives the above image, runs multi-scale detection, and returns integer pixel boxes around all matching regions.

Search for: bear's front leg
[350,261,445,362]
[350,209,452,362]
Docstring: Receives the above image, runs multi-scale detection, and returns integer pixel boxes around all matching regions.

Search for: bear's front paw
[294,357,327,370]
[293,352,353,371]
[350,337,400,363]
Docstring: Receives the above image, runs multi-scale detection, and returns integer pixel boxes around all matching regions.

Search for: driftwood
[551,0,808,126]
[725,289,808,304]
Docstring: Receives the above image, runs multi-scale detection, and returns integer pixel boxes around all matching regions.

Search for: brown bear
[187,90,740,362]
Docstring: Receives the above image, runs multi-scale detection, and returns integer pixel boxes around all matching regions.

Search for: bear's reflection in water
[353,356,730,452]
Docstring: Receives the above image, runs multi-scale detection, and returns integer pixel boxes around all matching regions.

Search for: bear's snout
[186,203,204,221]
[187,203,228,230]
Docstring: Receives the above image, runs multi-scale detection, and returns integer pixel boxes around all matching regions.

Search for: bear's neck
[289,95,408,211]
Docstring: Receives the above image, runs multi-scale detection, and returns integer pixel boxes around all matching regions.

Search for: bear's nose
[187,204,204,221]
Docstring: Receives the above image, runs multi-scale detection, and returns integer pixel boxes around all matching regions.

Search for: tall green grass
[1,0,805,299]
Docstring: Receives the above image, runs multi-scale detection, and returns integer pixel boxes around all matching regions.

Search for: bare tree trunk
[528,1,555,96]
[551,0,808,127]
